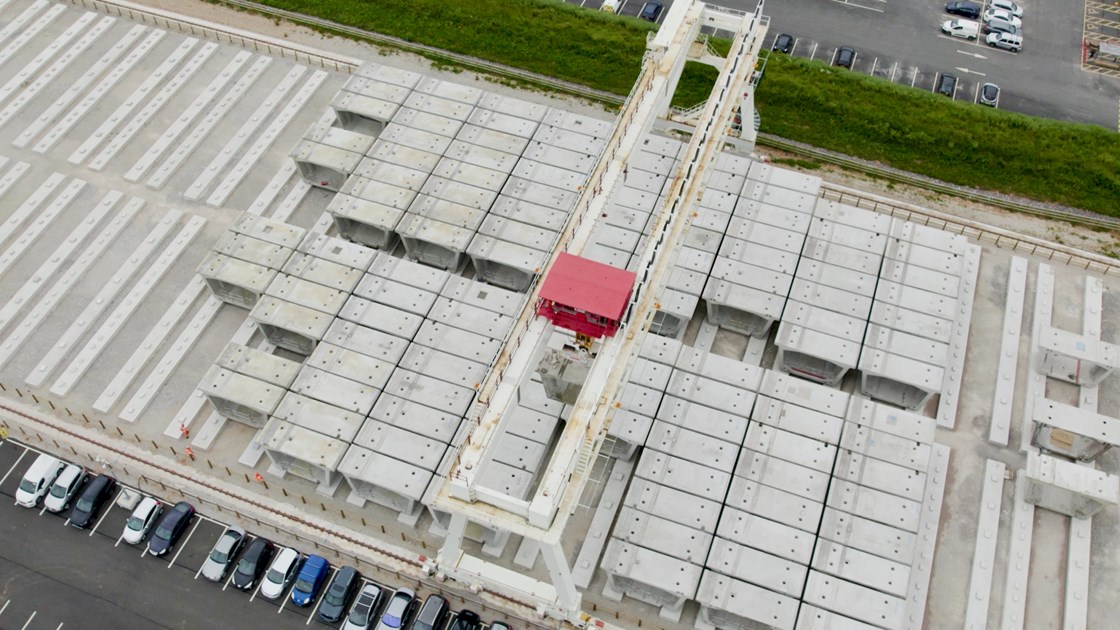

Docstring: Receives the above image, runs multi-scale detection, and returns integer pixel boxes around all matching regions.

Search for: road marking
[830,0,884,11]
[790,40,799,55]
[955,66,987,76]
[810,42,819,60]
[21,612,35,630]
[911,66,919,87]
[56,623,64,630]
[249,572,266,602]
[223,559,240,591]
[171,518,201,569]
[889,62,898,81]
[89,487,123,536]
[958,49,988,59]
[871,57,879,75]
[0,599,9,616]
[0,447,27,488]
[973,83,980,103]
[306,566,336,625]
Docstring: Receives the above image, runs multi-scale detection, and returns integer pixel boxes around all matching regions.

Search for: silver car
[200,526,247,582]
[121,497,163,545]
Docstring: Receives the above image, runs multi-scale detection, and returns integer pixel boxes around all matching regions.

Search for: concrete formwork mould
[818,507,917,565]
[343,75,414,105]
[533,123,608,155]
[353,417,447,472]
[746,160,824,194]
[601,203,654,236]
[714,151,753,175]
[261,418,348,490]
[1023,451,1120,518]
[706,537,807,598]
[414,75,484,104]
[800,236,881,275]
[289,365,380,416]
[370,393,462,443]
[250,296,333,355]
[307,341,395,389]
[366,139,443,173]
[265,274,348,317]
[468,108,539,139]
[292,126,376,191]
[477,458,534,499]
[750,395,845,445]
[293,232,376,276]
[641,133,686,159]
[743,423,837,474]
[500,176,580,215]
[469,215,555,291]
[522,141,598,174]
[354,273,439,317]
[393,106,465,138]
[656,396,749,445]
[624,477,722,533]
[1038,326,1120,387]
[323,320,410,367]
[426,298,514,340]
[636,449,733,503]
[440,275,526,315]
[787,279,872,320]
[457,124,531,155]
[197,252,275,309]
[353,61,423,90]
[1031,398,1120,461]
[399,344,488,390]
[339,444,431,519]
[432,158,510,192]
[330,90,399,136]
[477,92,549,121]
[724,474,825,533]
[280,252,363,293]
[695,572,800,630]
[327,193,406,250]
[419,175,499,212]
[541,108,613,137]
[706,170,747,195]
[384,368,476,418]
[352,159,431,191]
[630,150,678,177]
[613,506,714,564]
[379,122,455,155]
[403,92,476,122]
[774,310,862,386]
[199,366,287,428]
[715,506,816,565]
[491,431,548,472]
[734,448,831,502]
[272,391,365,442]
[444,139,520,173]
[600,539,703,622]
[338,295,424,340]
[511,159,587,193]
[410,321,503,366]
[740,180,818,215]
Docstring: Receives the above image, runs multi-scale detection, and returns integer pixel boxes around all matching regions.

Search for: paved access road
[0,439,334,630]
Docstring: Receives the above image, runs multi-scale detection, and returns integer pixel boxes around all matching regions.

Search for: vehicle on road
[342,583,386,630]
[772,33,795,54]
[985,31,1023,52]
[15,453,66,508]
[68,475,116,529]
[121,496,163,545]
[147,500,195,557]
[201,526,247,582]
[290,554,329,607]
[979,82,1000,106]
[44,464,86,513]
[944,0,982,18]
[231,536,275,590]
[983,8,1021,27]
[834,47,855,69]
[936,73,958,97]
[989,0,1023,17]
[449,610,482,630]
[376,588,418,630]
[319,565,362,623]
[408,594,450,630]
[260,547,301,600]
[941,19,980,40]
[639,1,663,22]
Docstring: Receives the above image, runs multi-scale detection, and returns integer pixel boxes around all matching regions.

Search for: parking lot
[0,438,479,630]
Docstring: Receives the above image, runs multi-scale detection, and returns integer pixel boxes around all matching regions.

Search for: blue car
[290,554,329,607]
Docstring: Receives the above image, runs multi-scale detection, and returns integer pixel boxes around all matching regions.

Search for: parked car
[487,623,512,630]
[290,554,329,607]
[941,19,980,40]
[68,475,116,529]
[979,82,1000,107]
[985,31,1023,51]
[260,547,301,600]
[936,73,958,97]
[15,453,66,508]
[121,497,163,544]
[201,526,247,582]
[989,0,1023,17]
[376,588,418,630]
[342,583,386,630]
[983,8,1021,27]
[833,47,855,69]
[772,33,795,54]
[44,464,87,513]
[983,18,1020,35]
[408,595,450,630]
[319,565,362,623]
[638,1,663,22]
[449,610,482,630]
[147,501,195,557]
[231,537,276,590]
[944,0,982,18]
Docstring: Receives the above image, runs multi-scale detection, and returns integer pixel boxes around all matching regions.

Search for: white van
[15,453,67,508]
[941,19,981,40]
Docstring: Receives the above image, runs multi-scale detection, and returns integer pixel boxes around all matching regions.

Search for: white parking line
[0,448,27,488]
[810,42,819,60]
[911,67,919,87]
[830,0,884,11]
[871,57,878,75]
[973,83,980,102]
[170,519,201,569]
[0,599,9,615]
[249,572,266,602]
[278,561,303,614]
[20,612,35,630]
[56,623,64,629]
[223,556,241,591]
[89,487,122,536]
[306,567,336,625]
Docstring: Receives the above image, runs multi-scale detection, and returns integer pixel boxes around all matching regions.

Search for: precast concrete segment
[1021,264,1054,453]
[963,459,1007,629]
[46,216,208,394]
[0,160,29,202]
[272,181,312,223]
[0,3,66,70]
[12,23,147,148]
[0,0,49,48]
[0,11,99,112]
[180,64,308,197]
[245,161,297,216]
[0,197,142,371]
[206,70,329,207]
[937,243,982,428]
[127,53,270,183]
[0,178,88,282]
[990,257,1028,445]
[67,38,204,165]
[33,29,166,155]
[902,443,950,630]
[999,476,1035,630]
[85,41,219,171]
[572,458,636,588]
[0,189,120,337]
[0,172,65,248]
[93,276,204,413]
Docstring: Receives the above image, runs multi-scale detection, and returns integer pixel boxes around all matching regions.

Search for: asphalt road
[574,0,1120,129]
[0,439,333,630]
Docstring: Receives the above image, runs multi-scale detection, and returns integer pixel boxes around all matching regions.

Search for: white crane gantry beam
[431,0,768,619]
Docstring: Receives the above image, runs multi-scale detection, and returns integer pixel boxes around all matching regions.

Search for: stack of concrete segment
[290,117,376,192]
[197,212,306,308]
[198,343,301,428]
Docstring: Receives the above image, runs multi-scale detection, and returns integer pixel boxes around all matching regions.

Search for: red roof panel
[538,253,636,321]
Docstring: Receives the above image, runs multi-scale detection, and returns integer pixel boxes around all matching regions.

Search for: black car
[449,610,481,630]
[232,537,276,590]
[772,33,795,54]
[945,0,982,18]
[317,565,361,623]
[69,475,116,529]
[638,1,663,22]
[936,73,958,97]
[834,47,855,69]
[148,501,195,557]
